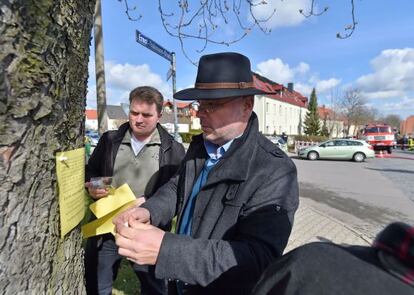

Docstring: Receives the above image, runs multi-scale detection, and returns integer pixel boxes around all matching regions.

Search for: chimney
[287,82,294,92]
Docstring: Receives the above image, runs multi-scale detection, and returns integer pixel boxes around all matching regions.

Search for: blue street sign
[135,29,173,62]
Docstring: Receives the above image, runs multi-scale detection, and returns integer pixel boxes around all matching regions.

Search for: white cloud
[256,58,340,98]
[315,78,341,93]
[356,48,414,94]
[294,82,313,97]
[296,62,310,75]
[293,78,341,98]
[105,61,171,96]
[361,90,406,100]
[86,60,172,108]
[86,87,97,109]
[256,58,309,84]
[251,0,310,29]
[381,97,414,112]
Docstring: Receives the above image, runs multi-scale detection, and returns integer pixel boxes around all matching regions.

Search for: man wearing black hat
[113,52,299,294]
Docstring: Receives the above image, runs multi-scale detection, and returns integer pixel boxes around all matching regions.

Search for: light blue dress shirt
[177,139,234,236]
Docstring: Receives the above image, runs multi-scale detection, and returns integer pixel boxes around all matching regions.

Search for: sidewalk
[285,198,372,253]
[286,149,372,252]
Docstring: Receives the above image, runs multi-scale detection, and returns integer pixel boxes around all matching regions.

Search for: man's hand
[115,218,165,265]
[113,206,151,228]
[85,182,109,200]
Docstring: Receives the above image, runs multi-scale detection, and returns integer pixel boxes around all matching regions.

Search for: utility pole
[172,52,179,140]
[94,0,107,135]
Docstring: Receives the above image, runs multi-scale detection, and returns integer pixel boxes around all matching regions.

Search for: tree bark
[0,1,95,294]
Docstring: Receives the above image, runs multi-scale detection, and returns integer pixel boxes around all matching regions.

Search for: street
[292,149,414,240]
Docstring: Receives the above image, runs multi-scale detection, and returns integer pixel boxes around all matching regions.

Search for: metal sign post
[135,30,179,139]
[171,53,178,140]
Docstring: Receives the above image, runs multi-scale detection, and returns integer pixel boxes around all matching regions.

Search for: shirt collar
[122,129,132,143]
[122,127,161,145]
[204,137,236,161]
[147,127,161,145]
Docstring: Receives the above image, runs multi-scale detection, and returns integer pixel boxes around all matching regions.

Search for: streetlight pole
[172,52,179,140]
[94,0,107,135]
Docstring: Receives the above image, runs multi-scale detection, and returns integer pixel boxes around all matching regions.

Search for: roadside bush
[293,135,329,143]
[288,144,296,153]
[179,129,202,143]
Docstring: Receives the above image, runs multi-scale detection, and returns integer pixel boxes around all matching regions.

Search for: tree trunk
[0,1,95,294]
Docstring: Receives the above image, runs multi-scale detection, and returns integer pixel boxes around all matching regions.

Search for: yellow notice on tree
[81,184,137,238]
[56,147,86,238]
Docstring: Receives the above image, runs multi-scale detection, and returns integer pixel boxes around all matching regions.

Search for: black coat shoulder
[257,134,289,158]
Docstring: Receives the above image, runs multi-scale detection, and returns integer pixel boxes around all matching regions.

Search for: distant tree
[340,88,366,136]
[0,1,95,294]
[304,88,321,136]
[351,106,380,136]
[381,114,402,129]
[340,89,385,136]
[326,88,342,137]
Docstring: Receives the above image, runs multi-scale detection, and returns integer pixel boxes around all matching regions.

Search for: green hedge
[179,129,202,143]
[293,135,329,142]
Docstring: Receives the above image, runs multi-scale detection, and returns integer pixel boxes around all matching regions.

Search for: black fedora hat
[174,52,271,100]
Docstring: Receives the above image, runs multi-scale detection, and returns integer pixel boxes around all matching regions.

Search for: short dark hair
[129,86,164,114]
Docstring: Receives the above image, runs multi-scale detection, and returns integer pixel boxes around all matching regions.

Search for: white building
[253,74,308,136]
[85,109,98,131]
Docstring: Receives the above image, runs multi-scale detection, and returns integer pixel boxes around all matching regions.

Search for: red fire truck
[358,124,395,154]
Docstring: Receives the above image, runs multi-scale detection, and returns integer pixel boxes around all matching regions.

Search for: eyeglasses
[190,97,240,114]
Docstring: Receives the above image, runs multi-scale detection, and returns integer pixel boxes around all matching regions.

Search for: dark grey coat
[142,113,299,294]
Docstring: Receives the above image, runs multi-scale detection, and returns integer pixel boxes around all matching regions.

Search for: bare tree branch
[120,0,142,21]
[340,88,380,135]
[122,0,276,64]
[120,0,359,63]
[299,0,329,17]
[336,0,357,39]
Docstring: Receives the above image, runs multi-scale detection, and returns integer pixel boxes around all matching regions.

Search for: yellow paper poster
[56,147,86,238]
[81,200,136,238]
[81,183,137,238]
[89,183,136,218]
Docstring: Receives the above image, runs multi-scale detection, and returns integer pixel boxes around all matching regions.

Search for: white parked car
[86,130,100,146]
[297,139,375,162]
[266,136,288,153]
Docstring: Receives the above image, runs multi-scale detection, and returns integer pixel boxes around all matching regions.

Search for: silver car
[297,139,375,162]
[266,136,288,153]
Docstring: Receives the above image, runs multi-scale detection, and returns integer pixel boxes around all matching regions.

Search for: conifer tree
[304,88,321,136]
[321,117,330,137]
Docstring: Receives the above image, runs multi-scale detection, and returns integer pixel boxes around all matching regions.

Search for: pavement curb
[304,204,373,245]
[286,203,373,253]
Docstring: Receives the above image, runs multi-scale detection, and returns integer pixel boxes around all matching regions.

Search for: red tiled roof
[318,106,334,118]
[400,115,414,135]
[85,109,97,120]
[164,101,191,109]
[252,73,308,108]
[318,106,347,122]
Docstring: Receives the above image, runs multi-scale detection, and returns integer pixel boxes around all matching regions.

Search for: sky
[87,0,414,120]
